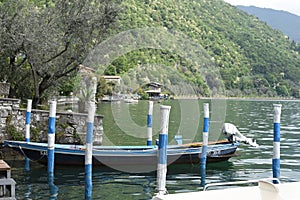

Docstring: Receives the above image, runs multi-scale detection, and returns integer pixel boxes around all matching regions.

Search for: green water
[5,99,300,199]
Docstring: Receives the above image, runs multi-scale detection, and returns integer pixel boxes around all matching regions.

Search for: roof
[146,82,162,87]
[103,76,122,80]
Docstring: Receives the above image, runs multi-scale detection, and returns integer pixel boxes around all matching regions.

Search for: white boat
[124,98,139,103]
[153,179,300,200]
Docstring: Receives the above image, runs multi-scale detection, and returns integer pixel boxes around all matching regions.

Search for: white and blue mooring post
[25,99,32,171]
[156,105,171,195]
[85,101,96,200]
[273,104,282,183]
[147,101,154,146]
[200,103,209,187]
[48,101,57,176]
[25,99,32,142]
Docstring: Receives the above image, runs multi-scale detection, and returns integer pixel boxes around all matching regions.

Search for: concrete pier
[0,160,15,200]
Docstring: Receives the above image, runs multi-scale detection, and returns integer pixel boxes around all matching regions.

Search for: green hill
[103,0,300,97]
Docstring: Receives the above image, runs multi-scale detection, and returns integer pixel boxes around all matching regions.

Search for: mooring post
[147,101,154,146]
[47,100,58,198]
[48,101,57,176]
[25,99,32,142]
[156,105,171,195]
[85,101,96,199]
[273,104,282,183]
[200,103,209,187]
[25,99,32,171]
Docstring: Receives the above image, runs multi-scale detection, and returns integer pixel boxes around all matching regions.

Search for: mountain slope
[104,0,300,97]
[237,6,300,43]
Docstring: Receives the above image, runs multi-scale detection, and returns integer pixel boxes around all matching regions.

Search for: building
[102,76,122,85]
[145,82,162,99]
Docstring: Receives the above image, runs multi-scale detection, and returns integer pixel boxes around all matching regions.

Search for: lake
[4,99,300,199]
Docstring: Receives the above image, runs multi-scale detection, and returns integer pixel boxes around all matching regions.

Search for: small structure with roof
[145,82,162,99]
[102,76,122,85]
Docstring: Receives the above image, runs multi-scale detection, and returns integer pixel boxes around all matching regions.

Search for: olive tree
[0,0,119,107]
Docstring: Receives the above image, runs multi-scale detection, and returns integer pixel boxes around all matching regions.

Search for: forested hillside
[105,0,300,97]
[1,0,299,103]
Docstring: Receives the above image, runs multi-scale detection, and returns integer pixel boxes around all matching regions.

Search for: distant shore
[173,96,300,101]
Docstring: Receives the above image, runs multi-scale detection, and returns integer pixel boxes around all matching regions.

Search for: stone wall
[0,98,103,145]
[0,98,20,141]
[0,82,10,97]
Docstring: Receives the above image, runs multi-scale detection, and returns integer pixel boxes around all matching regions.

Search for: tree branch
[42,41,70,64]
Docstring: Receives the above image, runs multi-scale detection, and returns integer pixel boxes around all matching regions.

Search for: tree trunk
[32,95,40,109]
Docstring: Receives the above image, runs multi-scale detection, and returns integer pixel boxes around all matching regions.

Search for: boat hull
[4,140,238,168]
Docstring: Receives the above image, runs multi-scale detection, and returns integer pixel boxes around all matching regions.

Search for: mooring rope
[18,145,46,162]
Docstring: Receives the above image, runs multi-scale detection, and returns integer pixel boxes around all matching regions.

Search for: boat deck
[153,181,300,200]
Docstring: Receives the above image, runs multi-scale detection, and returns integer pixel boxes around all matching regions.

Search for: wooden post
[85,101,96,199]
[25,99,32,172]
[147,101,154,146]
[25,99,32,142]
[273,104,282,183]
[200,103,209,187]
[156,105,171,195]
[47,101,56,176]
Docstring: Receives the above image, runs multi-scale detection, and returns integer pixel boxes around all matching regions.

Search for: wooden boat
[4,140,238,167]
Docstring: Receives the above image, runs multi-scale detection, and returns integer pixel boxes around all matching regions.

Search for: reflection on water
[5,100,300,199]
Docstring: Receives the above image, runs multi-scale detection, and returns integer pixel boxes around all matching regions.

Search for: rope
[18,145,46,162]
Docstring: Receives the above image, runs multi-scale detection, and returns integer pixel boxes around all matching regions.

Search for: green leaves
[108,0,300,97]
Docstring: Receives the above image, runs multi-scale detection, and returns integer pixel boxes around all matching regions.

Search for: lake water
[4,99,300,199]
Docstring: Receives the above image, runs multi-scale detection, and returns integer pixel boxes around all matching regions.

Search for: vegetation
[106,0,300,98]
[0,0,119,107]
[0,0,299,102]
[5,114,24,140]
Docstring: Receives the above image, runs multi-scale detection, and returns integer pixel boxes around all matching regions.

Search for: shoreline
[172,96,300,101]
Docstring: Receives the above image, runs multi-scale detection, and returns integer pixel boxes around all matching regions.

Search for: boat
[152,179,300,200]
[4,139,238,167]
[3,123,257,168]
[123,98,139,104]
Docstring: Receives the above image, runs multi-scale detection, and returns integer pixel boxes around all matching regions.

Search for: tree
[0,0,119,107]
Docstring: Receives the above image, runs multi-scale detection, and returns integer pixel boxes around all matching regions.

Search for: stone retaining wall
[0,98,103,145]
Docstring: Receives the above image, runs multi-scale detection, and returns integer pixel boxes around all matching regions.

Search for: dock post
[85,101,96,200]
[200,103,209,187]
[273,104,282,183]
[156,105,171,195]
[47,101,58,198]
[25,99,32,142]
[25,99,32,172]
[147,101,154,146]
[47,101,57,176]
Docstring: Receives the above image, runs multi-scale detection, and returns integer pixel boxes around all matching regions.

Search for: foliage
[30,126,40,142]
[1,0,299,100]
[5,115,24,141]
[96,76,113,101]
[106,0,300,97]
[0,0,119,107]
[6,125,24,141]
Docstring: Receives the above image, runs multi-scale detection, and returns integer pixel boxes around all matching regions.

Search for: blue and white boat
[4,123,257,169]
[4,139,238,167]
